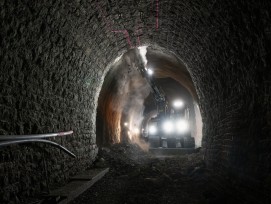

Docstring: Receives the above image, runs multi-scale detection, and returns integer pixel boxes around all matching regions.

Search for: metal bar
[0,139,76,158]
[0,130,73,140]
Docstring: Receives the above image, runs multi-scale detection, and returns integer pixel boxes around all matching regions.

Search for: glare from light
[176,119,190,133]
[133,128,140,134]
[124,122,128,126]
[113,54,123,64]
[148,125,157,135]
[138,46,148,66]
[173,100,184,109]
[163,120,174,134]
[147,69,153,75]
[127,131,132,140]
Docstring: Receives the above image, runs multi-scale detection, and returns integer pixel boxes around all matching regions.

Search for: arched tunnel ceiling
[96,47,200,147]
[146,47,198,101]
[82,0,270,189]
[0,0,271,201]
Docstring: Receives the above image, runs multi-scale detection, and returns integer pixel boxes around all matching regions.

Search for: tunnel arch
[96,45,202,148]
[0,0,270,202]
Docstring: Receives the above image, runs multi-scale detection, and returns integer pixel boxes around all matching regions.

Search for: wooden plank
[70,168,107,181]
[48,168,109,204]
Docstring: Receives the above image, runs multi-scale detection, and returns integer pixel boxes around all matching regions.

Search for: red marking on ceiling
[156,0,159,30]
[112,30,133,48]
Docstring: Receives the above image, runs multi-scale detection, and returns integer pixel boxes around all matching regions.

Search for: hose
[0,130,73,140]
[0,139,76,158]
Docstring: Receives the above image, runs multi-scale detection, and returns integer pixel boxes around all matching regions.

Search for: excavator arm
[136,59,169,117]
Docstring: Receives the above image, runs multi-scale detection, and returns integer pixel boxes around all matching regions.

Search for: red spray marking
[138,0,159,32]
[156,0,159,30]
[134,16,142,46]
[97,0,159,48]
[97,2,132,48]
[136,29,141,46]
[112,30,133,48]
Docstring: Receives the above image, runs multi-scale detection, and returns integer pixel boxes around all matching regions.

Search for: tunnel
[96,46,201,148]
[0,0,271,203]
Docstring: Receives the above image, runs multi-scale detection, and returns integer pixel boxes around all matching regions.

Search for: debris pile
[72,143,226,204]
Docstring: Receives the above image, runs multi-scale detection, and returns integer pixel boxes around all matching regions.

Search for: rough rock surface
[0,0,271,202]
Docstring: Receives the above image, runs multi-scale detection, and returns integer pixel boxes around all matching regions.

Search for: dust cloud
[111,48,151,150]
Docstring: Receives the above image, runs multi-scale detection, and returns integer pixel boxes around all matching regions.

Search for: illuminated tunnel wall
[0,0,270,202]
[96,47,200,148]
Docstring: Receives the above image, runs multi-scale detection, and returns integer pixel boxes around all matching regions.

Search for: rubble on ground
[72,143,231,204]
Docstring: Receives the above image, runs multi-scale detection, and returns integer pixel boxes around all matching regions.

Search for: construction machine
[137,57,195,148]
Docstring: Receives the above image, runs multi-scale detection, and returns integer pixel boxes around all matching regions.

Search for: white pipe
[0,139,76,158]
[0,130,73,140]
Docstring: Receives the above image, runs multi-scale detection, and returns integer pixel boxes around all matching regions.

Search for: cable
[0,139,76,158]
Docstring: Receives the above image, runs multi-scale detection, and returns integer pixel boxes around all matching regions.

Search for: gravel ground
[20,143,270,204]
[71,143,229,204]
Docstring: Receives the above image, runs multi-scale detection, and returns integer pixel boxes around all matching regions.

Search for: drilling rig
[136,54,195,149]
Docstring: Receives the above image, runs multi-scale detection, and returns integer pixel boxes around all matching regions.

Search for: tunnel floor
[70,144,238,204]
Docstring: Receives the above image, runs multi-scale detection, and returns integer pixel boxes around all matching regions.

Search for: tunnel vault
[96,46,202,148]
[0,0,271,202]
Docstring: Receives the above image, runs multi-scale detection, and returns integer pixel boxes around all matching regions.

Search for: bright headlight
[163,120,174,134]
[173,99,184,109]
[147,69,153,75]
[176,119,190,133]
[133,128,140,134]
[149,125,157,135]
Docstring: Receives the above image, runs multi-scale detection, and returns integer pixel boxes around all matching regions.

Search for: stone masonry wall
[0,0,271,202]
[0,0,127,202]
[149,0,271,196]
[93,0,271,197]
